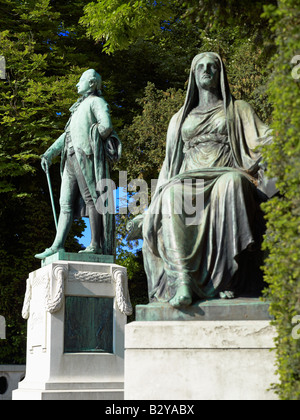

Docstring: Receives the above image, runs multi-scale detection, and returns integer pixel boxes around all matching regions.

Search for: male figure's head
[76,69,102,96]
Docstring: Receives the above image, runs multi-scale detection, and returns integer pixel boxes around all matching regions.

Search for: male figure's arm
[41,133,66,172]
[91,97,113,139]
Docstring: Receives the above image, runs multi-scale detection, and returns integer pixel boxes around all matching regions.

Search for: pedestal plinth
[125,299,278,401]
[13,255,132,400]
[136,298,273,322]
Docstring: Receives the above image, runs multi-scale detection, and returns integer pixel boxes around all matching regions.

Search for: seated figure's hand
[126,214,144,241]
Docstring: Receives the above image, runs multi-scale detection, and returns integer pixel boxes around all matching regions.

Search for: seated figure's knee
[217,171,247,189]
[161,181,184,216]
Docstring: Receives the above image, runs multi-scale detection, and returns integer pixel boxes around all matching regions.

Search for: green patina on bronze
[64,296,114,354]
[136,298,273,322]
[41,250,114,267]
[35,69,121,261]
[128,52,276,309]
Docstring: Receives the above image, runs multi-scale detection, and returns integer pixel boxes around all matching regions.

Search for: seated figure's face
[195,56,220,91]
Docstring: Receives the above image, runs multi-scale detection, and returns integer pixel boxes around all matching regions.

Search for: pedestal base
[13,381,124,401]
[125,319,279,400]
[41,250,115,267]
[13,259,132,400]
[136,298,273,322]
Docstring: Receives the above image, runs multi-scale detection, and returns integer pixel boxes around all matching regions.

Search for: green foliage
[182,0,277,29]
[80,0,277,55]
[80,0,176,54]
[114,83,185,253]
[0,0,298,401]
[116,250,148,322]
[0,0,89,363]
[260,0,300,400]
[118,83,185,182]
[0,31,82,191]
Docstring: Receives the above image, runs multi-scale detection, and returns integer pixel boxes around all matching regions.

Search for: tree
[80,0,275,122]
[260,0,300,400]
[79,0,277,54]
[80,0,176,54]
[118,83,185,182]
[0,0,93,363]
[116,250,148,323]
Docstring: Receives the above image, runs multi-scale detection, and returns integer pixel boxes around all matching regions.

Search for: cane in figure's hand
[41,156,58,231]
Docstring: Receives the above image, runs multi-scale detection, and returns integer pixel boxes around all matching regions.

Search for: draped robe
[141,53,276,302]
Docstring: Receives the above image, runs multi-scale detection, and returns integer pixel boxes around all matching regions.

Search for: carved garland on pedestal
[68,269,112,283]
[45,265,68,314]
[22,278,32,320]
[22,264,133,319]
[112,268,133,316]
[22,266,68,319]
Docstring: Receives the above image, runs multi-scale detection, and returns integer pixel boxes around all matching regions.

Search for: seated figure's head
[192,53,221,92]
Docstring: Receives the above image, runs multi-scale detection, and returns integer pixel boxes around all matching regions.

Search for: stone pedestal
[125,300,279,401]
[13,256,132,400]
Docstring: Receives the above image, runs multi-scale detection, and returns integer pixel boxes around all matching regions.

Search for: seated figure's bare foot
[219,290,235,300]
[169,284,193,308]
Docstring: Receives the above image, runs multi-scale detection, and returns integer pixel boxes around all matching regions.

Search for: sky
[77,219,143,253]
[78,219,92,248]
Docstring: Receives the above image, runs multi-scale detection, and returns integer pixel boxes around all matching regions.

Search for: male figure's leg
[73,156,102,254]
[35,157,79,259]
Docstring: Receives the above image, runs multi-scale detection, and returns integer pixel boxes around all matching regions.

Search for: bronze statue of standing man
[35,69,121,260]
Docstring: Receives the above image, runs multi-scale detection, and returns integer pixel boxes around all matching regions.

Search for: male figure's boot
[35,212,73,259]
[79,206,102,254]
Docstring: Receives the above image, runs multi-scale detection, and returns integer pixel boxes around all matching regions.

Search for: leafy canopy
[260,0,300,400]
[80,0,176,53]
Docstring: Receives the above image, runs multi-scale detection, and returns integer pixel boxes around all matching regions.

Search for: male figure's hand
[41,155,51,173]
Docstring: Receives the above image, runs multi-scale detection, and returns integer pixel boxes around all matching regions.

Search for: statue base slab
[125,311,279,400]
[41,250,114,267]
[13,260,132,400]
[136,297,273,322]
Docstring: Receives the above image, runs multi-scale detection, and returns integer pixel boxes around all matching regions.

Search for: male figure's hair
[85,69,102,96]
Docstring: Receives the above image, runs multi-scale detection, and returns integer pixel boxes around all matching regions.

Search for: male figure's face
[76,71,92,96]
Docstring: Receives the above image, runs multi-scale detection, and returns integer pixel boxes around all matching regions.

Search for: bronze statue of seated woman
[128,52,276,309]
